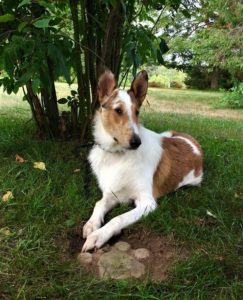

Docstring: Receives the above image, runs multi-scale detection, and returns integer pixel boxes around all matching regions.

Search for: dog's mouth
[113,137,141,150]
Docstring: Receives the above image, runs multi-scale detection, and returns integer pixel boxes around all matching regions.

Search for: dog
[82,70,203,252]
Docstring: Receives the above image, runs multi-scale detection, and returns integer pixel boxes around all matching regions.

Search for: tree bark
[211,67,219,89]
[26,82,46,138]
[40,58,60,138]
[69,0,87,141]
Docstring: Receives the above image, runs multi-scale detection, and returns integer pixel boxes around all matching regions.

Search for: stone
[114,241,131,252]
[77,252,93,265]
[133,248,150,260]
[98,249,145,279]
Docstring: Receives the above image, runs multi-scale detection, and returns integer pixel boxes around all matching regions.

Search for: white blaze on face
[114,90,139,134]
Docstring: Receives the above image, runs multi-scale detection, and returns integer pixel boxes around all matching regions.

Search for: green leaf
[18,0,31,8]
[3,50,15,77]
[109,0,117,7]
[71,90,77,96]
[58,98,68,104]
[17,72,32,86]
[18,21,28,32]
[38,1,56,13]
[47,43,71,84]
[0,14,15,23]
[32,78,40,94]
[181,9,191,18]
[33,17,52,29]
[22,95,28,101]
[159,39,169,55]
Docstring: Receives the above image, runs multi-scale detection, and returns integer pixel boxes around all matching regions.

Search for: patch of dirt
[66,226,189,282]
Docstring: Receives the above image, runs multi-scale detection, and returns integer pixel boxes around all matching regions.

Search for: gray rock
[98,249,145,279]
[78,252,93,265]
[114,241,131,252]
[133,248,150,260]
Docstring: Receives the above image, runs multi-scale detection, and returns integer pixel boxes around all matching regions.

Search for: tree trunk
[71,103,78,136]
[40,58,60,138]
[69,1,127,141]
[101,1,124,76]
[211,67,219,89]
[26,82,46,138]
[69,0,87,141]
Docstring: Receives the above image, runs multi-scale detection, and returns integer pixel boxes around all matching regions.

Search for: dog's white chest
[89,147,139,197]
[88,128,163,201]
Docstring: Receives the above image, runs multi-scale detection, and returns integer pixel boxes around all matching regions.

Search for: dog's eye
[135,110,139,116]
[114,108,123,115]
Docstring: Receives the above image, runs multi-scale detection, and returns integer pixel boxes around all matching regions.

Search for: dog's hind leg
[83,195,118,238]
[82,196,157,252]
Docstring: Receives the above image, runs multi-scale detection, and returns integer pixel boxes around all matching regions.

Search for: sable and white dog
[82,70,203,252]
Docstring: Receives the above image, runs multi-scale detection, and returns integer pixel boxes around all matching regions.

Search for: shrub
[170,80,183,89]
[148,74,169,88]
[148,81,166,88]
[221,82,243,108]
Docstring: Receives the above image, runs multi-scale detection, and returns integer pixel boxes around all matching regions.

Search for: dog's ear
[130,70,148,107]
[98,70,116,103]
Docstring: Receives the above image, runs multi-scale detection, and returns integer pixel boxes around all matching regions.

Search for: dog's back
[153,131,203,198]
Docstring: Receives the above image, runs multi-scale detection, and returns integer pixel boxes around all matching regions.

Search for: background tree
[0,0,184,140]
[155,0,243,89]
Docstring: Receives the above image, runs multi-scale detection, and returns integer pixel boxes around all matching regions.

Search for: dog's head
[97,70,148,150]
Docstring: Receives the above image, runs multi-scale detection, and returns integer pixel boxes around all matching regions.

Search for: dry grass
[145,88,243,121]
[1,84,242,121]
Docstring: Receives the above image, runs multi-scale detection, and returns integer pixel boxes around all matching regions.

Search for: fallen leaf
[0,228,11,236]
[234,192,243,199]
[15,154,26,163]
[33,161,46,170]
[195,218,205,226]
[2,191,14,202]
[216,256,224,261]
[73,169,80,173]
[183,279,191,285]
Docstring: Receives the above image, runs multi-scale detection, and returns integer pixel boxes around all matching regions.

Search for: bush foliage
[221,82,243,108]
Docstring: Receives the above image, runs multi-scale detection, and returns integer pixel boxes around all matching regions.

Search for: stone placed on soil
[98,249,145,279]
[114,241,131,252]
[133,248,150,260]
[77,252,93,265]
[73,230,189,282]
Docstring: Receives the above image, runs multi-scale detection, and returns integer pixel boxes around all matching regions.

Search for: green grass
[148,88,222,106]
[0,90,243,299]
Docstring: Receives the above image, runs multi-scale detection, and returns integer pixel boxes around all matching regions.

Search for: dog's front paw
[83,220,101,238]
[82,229,107,252]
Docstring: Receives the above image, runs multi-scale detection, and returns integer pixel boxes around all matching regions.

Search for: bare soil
[66,226,189,282]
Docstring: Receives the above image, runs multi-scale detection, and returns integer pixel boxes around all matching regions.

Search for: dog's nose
[129,134,141,149]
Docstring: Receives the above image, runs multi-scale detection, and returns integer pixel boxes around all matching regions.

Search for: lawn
[0,86,242,299]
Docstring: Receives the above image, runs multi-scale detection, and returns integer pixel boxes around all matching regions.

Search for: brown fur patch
[98,71,117,103]
[153,132,203,199]
[128,70,148,107]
